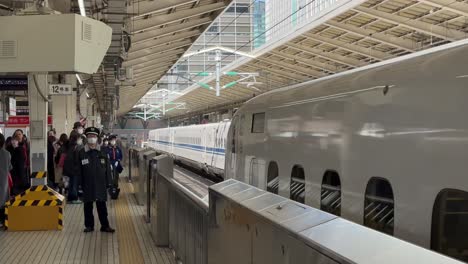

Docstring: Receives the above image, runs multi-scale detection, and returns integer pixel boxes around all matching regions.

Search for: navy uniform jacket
[77,145,112,202]
[106,146,122,164]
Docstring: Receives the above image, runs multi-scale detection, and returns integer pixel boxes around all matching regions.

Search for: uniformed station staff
[78,127,115,233]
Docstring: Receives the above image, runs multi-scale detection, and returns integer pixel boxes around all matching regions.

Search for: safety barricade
[5,172,65,231]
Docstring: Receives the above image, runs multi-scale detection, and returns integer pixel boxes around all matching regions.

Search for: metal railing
[151,155,209,264]
[142,153,462,264]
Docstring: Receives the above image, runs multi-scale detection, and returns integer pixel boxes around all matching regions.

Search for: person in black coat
[57,131,81,202]
[78,127,115,233]
[47,135,56,186]
[9,129,29,195]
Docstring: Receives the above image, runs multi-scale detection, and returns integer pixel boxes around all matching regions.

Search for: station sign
[9,97,16,116]
[0,77,27,91]
[49,84,72,95]
[3,115,53,126]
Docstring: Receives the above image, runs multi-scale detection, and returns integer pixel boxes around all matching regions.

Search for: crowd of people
[0,122,123,233]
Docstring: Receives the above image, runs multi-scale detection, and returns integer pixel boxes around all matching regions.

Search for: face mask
[77,128,84,134]
[103,141,108,146]
[11,140,18,148]
[110,140,116,146]
[88,137,98,144]
[76,138,83,145]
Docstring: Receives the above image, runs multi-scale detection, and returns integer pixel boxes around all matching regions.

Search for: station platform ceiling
[160,0,468,118]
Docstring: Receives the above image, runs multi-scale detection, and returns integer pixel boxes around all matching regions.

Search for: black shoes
[100,226,115,233]
[84,226,115,233]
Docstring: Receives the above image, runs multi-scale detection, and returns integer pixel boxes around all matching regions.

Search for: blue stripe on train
[148,139,225,156]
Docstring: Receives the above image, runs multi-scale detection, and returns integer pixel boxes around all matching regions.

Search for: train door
[212,122,227,168]
[226,116,238,179]
[249,158,258,185]
[249,158,265,188]
[170,130,175,154]
[202,126,207,164]
[210,125,219,168]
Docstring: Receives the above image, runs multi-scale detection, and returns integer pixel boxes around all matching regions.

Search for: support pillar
[28,73,49,177]
[87,100,95,127]
[78,87,88,118]
[51,75,77,136]
[117,117,127,129]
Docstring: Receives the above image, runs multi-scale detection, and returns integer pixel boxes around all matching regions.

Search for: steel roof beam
[286,42,363,68]
[326,21,417,52]
[179,79,253,100]
[134,68,174,80]
[305,33,392,61]
[130,2,226,32]
[127,39,193,61]
[134,63,178,76]
[132,55,181,71]
[133,56,180,71]
[134,71,170,82]
[256,56,320,78]
[132,17,213,43]
[160,91,216,109]
[240,65,290,86]
[354,6,467,41]
[123,48,186,67]
[128,0,197,18]
[417,0,468,18]
[270,50,338,74]
[245,63,305,82]
[130,30,202,52]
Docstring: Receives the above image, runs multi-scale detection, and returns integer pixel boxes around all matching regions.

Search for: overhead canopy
[117,0,232,116]
[164,0,468,118]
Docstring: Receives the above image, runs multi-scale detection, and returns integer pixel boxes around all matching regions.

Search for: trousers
[83,201,110,228]
[67,174,79,201]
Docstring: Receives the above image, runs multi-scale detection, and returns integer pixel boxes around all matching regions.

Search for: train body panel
[225,39,468,261]
[148,121,230,174]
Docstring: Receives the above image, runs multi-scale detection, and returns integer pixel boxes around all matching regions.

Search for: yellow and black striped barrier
[32,171,46,179]
[30,171,48,186]
[5,172,65,231]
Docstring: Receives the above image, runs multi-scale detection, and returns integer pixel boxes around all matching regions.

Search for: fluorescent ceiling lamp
[78,0,86,16]
[75,74,83,85]
[85,92,90,98]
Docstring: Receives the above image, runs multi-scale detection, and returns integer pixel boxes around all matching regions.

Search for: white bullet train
[148,121,230,178]
[225,39,468,262]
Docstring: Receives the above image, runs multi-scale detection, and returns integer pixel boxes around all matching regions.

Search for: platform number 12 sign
[49,84,72,95]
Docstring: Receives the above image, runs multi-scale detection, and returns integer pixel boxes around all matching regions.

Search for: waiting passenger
[47,135,56,186]
[9,129,29,195]
[73,122,87,145]
[0,133,12,229]
[54,133,67,154]
[102,138,109,148]
[59,131,81,203]
[79,127,115,233]
[106,135,123,188]
[53,134,68,190]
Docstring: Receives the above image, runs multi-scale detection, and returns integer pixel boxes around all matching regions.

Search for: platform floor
[0,180,175,264]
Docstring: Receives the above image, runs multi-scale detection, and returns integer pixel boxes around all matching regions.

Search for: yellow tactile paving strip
[0,174,175,263]
[115,182,145,264]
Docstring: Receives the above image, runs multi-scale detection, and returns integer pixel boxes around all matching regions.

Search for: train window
[267,161,279,194]
[320,170,341,216]
[431,189,468,262]
[290,165,305,204]
[251,112,265,133]
[364,177,394,235]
